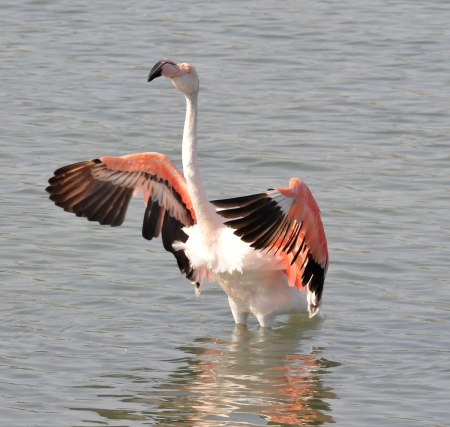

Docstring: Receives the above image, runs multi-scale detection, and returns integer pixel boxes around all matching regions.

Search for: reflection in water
[75,317,339,426]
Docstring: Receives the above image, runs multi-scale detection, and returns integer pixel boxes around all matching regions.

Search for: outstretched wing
[211,177,328,317]
[46,152,202,285]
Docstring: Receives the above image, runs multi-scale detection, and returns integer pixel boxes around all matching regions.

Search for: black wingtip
[210,193,267,209]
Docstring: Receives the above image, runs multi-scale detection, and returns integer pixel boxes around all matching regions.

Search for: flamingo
[46,59,329,328]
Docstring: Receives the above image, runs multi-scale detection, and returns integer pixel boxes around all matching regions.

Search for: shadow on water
[73,316,340,426]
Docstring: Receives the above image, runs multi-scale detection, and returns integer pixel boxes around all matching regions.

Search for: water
[1,1,449,425]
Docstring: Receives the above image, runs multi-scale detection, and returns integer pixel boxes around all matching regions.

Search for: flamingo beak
[148,59,182,82]
[148,60,165,82]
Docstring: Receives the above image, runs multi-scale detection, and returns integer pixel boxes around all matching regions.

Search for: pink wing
[46,152,204,286]
[211,177,329,317]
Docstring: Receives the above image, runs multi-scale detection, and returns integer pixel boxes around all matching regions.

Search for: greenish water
[1,1,449,426]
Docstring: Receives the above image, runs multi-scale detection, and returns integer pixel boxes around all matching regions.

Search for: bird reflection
[141,317,339,426]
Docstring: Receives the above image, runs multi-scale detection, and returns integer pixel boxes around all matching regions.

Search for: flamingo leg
[228,297,249,325]
[254,313,275,329]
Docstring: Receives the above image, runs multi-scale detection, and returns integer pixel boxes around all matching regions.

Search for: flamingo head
[148,59,199,95]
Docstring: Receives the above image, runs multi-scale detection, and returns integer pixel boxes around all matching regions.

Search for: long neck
[182,92,221,230]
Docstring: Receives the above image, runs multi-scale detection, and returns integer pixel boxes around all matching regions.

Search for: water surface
[1,1,449,426]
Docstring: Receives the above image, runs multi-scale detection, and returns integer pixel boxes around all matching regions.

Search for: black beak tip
[147,72,160,83]
[148,60,164,83]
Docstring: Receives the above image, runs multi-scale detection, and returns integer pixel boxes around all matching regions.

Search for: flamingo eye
[185,65,191,73]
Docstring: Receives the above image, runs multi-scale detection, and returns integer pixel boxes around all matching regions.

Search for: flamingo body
[47,59,329,328]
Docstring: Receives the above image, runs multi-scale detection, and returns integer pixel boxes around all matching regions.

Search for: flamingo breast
[174,222,308,321]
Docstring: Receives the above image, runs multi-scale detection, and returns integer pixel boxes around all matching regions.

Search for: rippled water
[1,1,449,426]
